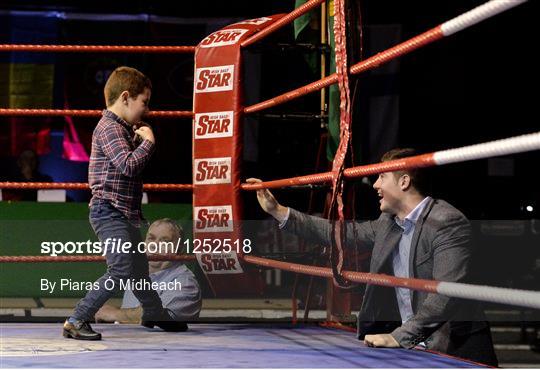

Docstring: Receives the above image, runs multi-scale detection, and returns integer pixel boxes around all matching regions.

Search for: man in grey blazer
[247,148,497,366]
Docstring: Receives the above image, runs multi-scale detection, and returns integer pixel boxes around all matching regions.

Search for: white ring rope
[438,282,540,310]
[433,131,540,165]
[441,0,528,37]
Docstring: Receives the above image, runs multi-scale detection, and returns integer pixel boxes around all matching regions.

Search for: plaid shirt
[89,110,155,227]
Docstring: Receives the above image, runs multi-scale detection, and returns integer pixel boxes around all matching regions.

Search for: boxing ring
[1,0,539,367]
[1,323,486,368]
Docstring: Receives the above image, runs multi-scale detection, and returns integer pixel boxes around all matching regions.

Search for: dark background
[0,0,538,298]
[0,0,538,257]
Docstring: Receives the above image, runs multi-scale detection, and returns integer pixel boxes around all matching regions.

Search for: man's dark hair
[381,148,431,195]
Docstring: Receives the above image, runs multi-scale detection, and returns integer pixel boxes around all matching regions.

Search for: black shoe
[141,310,188,332]
[142,320,188,332]
[63,319,102,340]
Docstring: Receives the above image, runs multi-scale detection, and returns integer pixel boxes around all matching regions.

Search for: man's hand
[246,178,288,223]
[95,304,121,323]
[364,334,400,348]
[134,123,155,144]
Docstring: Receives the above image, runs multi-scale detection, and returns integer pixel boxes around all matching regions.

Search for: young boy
[63,66,186,340]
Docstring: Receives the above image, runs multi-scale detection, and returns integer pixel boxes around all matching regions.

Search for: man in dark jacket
[247,148,497,366]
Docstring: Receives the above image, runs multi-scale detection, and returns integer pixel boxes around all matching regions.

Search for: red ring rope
[0,44,195,53]
[244,0,526,114]
[0,109,192,118]
[0,182,193,191]
[0,255,196,263]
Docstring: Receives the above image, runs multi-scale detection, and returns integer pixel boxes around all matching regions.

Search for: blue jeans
[72,201,163,321]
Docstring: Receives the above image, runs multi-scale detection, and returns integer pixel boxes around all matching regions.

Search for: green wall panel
[0,202,192,298]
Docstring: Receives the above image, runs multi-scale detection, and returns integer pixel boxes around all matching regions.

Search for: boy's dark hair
[381,148,431,195]
[104,66,152,107]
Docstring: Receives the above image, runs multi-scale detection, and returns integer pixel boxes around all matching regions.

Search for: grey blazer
[283,198,489,353]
